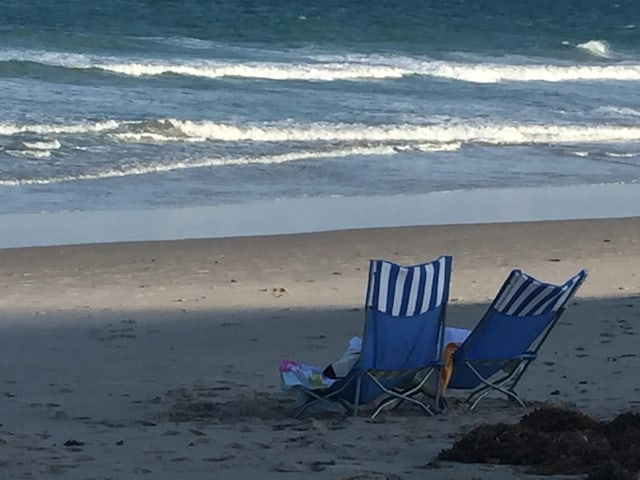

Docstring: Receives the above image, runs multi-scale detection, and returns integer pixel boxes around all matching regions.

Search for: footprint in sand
[272,287,287,297]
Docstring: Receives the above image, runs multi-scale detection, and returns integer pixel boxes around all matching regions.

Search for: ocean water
[1,0,640,214]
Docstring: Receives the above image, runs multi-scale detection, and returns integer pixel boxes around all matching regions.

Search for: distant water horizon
[1,0,639,214]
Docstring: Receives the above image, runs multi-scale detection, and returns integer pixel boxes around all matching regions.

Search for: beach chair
[289,255,452,419]
[446,268,588,411]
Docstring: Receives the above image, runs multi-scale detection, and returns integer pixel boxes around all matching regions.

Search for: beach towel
[279,336,362,390]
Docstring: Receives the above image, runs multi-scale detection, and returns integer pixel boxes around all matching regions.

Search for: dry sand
[0,217,639,479]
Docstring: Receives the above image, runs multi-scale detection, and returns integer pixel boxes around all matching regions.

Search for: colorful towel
[279,360,336,390]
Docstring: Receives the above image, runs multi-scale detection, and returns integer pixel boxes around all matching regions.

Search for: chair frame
[295,366,442,419]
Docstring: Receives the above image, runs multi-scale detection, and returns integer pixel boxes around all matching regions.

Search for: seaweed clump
[439,405,640,479]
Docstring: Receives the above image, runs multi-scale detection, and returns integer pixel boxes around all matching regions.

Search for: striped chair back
[493,269,587,317]
[359,255,452,371]
[366,255,451,316]
[459,268,587,362]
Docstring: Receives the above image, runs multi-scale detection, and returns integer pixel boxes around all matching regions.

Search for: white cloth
[327,336,362,378]
[444,327,471,346]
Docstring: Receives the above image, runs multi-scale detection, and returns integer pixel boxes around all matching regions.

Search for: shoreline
[2,182,640,249]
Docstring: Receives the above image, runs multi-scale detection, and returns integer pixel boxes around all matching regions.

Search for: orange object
[441,342,460,391]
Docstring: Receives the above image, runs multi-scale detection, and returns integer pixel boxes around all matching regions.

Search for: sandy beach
[1,217,639,479]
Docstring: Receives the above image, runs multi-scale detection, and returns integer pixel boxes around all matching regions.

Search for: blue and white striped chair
[296,255,452,418]
[446,268,587,411]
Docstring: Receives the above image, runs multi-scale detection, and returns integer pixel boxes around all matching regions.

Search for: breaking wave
[576,40,613,58]
[5,149,52,160]
[78,59,640,83]
[596,106,640,118]
[605,152,638,158]
[21,139,61,150]
[1,138,61,160]
[0,120,121,136]
[2,49,640,83]
[0,145,398,186]
[113,119,640,145]
[5,118,640,146]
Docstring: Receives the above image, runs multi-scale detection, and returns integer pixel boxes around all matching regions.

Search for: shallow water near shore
[2,183,639,249]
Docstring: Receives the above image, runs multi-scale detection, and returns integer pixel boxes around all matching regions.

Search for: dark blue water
[1,0,640,213]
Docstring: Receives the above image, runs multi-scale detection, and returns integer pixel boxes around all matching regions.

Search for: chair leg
[366,371,436,419]
[467,388,494,412]
[463,361,528,411]
[294,387,352,418]
[295,402,311,418]
[391,398,405,411]
[434,367,443,414]
[505,389,526,407]
[294,390,323,418]
[339,399,354,414]
[353,375,362,417]
[371,397,401,419]
[467,386,525,411]
[371,394,434,419]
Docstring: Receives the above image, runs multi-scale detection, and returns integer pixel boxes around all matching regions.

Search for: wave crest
[98,61,405,81]
[576,39,613,58]
[596,106,640,118]
[21,139,62,150]
[424,62,640,83]
[2,48,640,83]
[0,120,121,136]
[113,119,640,145]
[0,146,397,186]
[5,118,640,146]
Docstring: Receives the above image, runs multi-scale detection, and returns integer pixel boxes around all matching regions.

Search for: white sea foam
[414,142,462,152]
[154,36,217,50]
[90,59,640,83]
[97,61,406,81]
[113,119,640,145]
[5,149,52,159]
[596,106,640,118]
[0,146,398,186]
[569,150,639,159]
[6,118,640,148]
[390,142,462,153]
[113,132,208,143]
[21,139,61,150]
[3,48,640,83]
[0,49,93,67]
[576,40,613,58]
[0,120,121,136]
[604,152,638,158]
[422,61,640,83]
